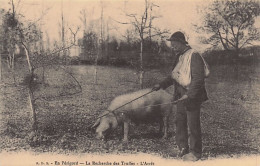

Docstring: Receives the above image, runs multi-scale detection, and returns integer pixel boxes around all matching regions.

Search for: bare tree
[115,0,169,88]
[1,0,80,133]
[0,9,4,82]
[23,25,80,132]
[2,0,41,131]
[61,0,66,58]
[196,0,260,59]
[105,17,116,62]
[79,9,87,34]
[105,19,109,61]
[1,0,26,83]
[79,7,95,34]
[94,1,105,84]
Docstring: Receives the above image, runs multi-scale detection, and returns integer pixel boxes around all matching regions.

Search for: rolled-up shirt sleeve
[186,52,205,99]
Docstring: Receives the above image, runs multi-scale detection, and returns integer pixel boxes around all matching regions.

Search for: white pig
[92,89,174,142]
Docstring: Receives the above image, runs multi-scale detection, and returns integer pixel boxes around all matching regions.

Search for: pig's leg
[120,124,124,140]
[159,118,164,134]
[162,116,169,139]
[123,121,129,142]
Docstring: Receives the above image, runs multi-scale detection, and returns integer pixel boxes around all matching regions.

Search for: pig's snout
[92,118,107,140]
[96,132,105,140]
[95,120,111,140]
[93,114,118,140]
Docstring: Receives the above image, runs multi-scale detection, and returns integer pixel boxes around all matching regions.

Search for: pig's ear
[91,118,101,129]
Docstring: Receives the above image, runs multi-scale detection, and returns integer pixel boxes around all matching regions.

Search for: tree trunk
[233,49,240,80]
[61,0,67,65]
[11,52,16,84]
[94,45,99,84]
[42,65,45,85]
[23,44,38,131]
[7,53,12,69]
[139,40,144,89]
[28,84,38,131]
[0,53,2,82]
[139,70,144,89]
[23,45,32,72]
[106,21,109,62]
[94,2,103,84]
[94,62,98,84]
[6,51,16,83]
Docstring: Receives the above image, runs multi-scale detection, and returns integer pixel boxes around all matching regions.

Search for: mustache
[171,48,180,54]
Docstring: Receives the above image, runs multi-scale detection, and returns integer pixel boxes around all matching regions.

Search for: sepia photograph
[0,0,259,165]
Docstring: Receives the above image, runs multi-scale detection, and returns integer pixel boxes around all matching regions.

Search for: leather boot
[182,152,201,161]
[178,148,189,157]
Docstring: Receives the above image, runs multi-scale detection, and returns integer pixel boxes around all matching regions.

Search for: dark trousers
[176,100,202,156]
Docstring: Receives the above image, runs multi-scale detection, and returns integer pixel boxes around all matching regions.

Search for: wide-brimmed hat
[166,31,188,44]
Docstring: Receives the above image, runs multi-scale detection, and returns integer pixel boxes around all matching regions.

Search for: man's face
[170,40,184,55]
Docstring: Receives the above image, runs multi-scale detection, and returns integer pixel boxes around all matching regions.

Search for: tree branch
[110,17,130,25]
[69,26,80,44]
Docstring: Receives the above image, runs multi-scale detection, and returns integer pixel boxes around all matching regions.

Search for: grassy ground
[0,61,259,160]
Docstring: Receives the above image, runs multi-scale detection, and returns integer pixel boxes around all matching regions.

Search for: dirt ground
[0,62,259,160]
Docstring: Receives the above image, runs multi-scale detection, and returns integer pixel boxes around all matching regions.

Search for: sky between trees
[1,0,260,52]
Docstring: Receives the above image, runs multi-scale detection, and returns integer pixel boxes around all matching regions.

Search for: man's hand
[173,94,188,104]
[152,84,161,91]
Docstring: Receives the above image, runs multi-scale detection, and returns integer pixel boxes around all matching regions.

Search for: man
[153,31,209,161]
